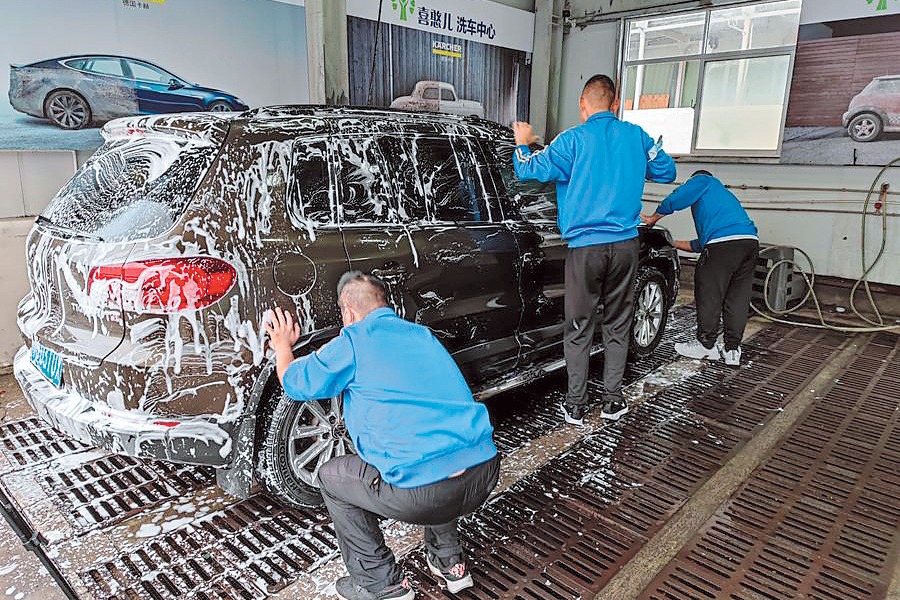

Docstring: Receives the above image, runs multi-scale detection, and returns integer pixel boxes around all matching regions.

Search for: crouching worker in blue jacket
[265,271,500,600]
[642,170,759,366]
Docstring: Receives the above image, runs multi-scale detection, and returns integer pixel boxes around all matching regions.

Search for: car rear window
[41,135,217,242]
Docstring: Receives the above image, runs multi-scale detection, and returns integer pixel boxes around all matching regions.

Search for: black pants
[564,237,639,407]
[318,453,501,592]
[694,239,759,351]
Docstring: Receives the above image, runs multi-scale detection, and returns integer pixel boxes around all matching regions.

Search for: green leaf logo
[391,0,415,21]
[867,0,896,11]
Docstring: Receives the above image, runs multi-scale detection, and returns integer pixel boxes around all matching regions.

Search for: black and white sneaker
[335,576,415,600]
[600,400,629,421]
[560,402,586,426]
[427,553,474,593]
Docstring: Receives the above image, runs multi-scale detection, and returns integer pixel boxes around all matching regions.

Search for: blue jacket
[513,111,676,247]
[281,307,497,488]
[656,175,758,252]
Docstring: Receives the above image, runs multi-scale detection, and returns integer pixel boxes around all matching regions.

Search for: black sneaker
[335,576,414,600]
[427,553,474,593]
[600,399,628,421]
[560,402,586,426]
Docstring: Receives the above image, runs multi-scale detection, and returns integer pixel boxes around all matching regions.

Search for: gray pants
[318,453,501,592]
[564,237,639,407]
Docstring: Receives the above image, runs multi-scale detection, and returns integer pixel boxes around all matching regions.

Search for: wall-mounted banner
[782,2,900,165]
[799,0,900,24]
[347,0,535,53]
[2,0,309,152]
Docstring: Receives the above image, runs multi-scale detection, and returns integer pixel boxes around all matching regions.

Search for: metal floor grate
[79,494,338,599]
[640,333,900,600]
[0,416,87,469]
[40,453,216,534]
[400,325,849,598]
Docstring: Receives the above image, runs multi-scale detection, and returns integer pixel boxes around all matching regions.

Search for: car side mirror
[168,79,184,90]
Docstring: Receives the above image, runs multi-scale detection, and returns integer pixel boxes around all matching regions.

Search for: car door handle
[371,264,407,284]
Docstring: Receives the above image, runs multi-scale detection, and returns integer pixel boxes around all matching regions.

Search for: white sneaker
[720,345,742,366]
[674,340,721,360]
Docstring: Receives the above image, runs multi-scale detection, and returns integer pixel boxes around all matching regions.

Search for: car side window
[288,139,332,228]
[377,136,428,223]
[422,87,439,100]
[83,58,125,78]
[128,61,171,84]
[332,137,395,224]
[415,137,489,223]
[440,88,456,101]
[493,144,558,222]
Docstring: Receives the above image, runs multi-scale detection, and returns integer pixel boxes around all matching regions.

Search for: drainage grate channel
[488,304,697,456]
[39,453,216,534]
[79,494,339,599]
[641,332,900,600]
[0,416,88,470]
[401,325,848,599]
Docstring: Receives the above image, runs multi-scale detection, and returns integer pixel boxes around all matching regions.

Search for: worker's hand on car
[264,307,301,350]
[673,240,695,253]
[640,212,661,226]
[513,121,538,146]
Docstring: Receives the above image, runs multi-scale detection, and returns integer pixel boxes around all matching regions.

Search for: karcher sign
[432,41,463,58]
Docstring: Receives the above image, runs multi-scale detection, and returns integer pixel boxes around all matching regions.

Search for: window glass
[422,87,439,100]
[378,137,428,222]
[706,1,801,54]
[84,58,125,77]
[695,55,792,151]
[129,61,172,83]
[332,137,394,223]
[622,61,700,155]
[288,139,332,228]
[64,59,87,70]
[494,144,557,222]
[412,137,488,222]
[440,88,456,101]
[626,13,705,61]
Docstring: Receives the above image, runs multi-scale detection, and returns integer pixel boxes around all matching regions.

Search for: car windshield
[41,135,217,242]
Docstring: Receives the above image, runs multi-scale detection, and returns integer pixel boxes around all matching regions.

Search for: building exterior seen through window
[622,0,802,156]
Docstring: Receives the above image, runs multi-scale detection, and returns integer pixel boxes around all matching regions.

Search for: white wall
[559,19,900,287]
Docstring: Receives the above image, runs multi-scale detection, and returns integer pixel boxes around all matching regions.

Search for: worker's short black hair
[691,169,713,178]
[582,74,616,106]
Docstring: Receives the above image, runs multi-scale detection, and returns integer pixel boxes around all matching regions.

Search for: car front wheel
[255,390,354,508]
[45,90,92,130]
[208,100,234,112]
[848,113,883,142]
[630,267,669,357]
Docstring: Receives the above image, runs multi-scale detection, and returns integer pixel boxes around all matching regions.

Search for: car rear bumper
[13,345,234,467]
[842,111,852,127]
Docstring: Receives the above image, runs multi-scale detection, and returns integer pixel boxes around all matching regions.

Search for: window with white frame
[621,0,802,156]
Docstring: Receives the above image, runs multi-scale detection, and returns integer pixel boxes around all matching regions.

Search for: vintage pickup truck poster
[347,0,535,126]
[1,0,309,151]
[781,0,900,165]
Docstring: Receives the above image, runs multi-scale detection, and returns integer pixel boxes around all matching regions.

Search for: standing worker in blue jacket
[265,272,500,600]
[642,170,758,366]
[512,74,676,426]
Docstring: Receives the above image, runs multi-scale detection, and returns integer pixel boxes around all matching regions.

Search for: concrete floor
[0,297,898,599]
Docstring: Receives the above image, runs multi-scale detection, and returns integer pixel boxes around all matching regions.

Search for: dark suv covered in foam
[14,107,679,507]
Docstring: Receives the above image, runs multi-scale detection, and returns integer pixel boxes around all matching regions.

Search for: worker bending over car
[265,271,500,600]
[642,170,758,366]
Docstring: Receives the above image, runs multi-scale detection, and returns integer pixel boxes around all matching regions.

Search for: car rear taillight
[88,257,236,313]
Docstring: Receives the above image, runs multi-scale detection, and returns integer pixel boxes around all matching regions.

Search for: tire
[208,100,234,112]
[255,388,354,508]
[848,113,883,142]
[45,89,91,130]
[630,267,669,358]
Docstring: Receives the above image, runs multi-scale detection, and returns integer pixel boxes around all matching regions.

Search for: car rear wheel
[255,389,353,508]
[630,267,669,357]
[848,113,883,142]
[208,100,234,112]
[45,90,91,130]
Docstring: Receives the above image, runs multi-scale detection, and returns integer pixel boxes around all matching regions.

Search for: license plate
[30,342,63,387]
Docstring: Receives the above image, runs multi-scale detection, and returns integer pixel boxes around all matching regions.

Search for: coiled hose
[750,157,900,333]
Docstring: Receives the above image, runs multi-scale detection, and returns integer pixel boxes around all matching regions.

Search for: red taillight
[88,257,236,313]
[153,420,181,428]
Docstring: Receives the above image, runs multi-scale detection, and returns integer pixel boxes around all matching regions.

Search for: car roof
[874,75,900,81]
